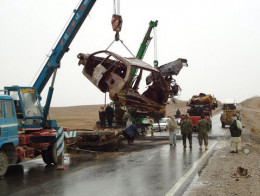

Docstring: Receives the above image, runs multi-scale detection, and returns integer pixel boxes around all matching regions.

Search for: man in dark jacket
[105,104,114,128]
[123,124,139,145]
[99,106,106,129]
[114,104,125,127]
[229,115,243,153]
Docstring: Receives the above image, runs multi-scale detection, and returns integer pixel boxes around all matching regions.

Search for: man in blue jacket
[123,123,139,145]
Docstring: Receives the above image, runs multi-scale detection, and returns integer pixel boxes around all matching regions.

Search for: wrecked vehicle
[77,50,169,115]
[146,58,188,99]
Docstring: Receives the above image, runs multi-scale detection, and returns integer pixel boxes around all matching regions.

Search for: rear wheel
[42,144,57,165]
[0,150,9,177]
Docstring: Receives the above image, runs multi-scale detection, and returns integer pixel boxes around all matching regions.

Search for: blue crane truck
[0,0,96,176]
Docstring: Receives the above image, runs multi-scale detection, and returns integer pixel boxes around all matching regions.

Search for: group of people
[99,104,126,129]
[168,113,212,150]
[99,104,140,145]
[168,110,243,153]
[167,114,210,150]
[98,104,115,129]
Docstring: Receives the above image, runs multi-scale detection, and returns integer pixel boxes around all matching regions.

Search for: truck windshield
[20,89,41,117]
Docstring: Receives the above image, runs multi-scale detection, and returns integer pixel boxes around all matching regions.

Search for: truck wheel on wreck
[42,143,57,165]
[0,150,9,177]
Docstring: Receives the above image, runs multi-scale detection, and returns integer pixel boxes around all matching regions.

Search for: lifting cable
[105,0,135,57]
[153,25,158,68]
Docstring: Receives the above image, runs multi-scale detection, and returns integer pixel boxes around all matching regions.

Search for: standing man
[99,106,106,129]
[114,104,125,128]
[176,109,181,118]
[167,116,178,145]
[180,115,193,149]
[197,114,210,150]
[229,115,243,153]
[105,104,114,128]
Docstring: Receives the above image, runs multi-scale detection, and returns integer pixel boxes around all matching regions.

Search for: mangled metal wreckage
[77,50,187,116]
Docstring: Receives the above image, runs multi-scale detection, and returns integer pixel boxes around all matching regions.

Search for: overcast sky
[0,0,259,107]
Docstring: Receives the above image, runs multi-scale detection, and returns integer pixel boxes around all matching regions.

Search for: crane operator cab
[4,86,43,127]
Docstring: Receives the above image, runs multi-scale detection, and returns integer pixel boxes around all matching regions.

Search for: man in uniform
[114,104,125,128]
[229,115,243,153]
[197,114,210,150]
[180,115,193,149]
[105,104,114,128]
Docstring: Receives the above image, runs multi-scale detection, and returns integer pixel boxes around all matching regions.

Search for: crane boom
[33,0,96,94]
[130,20,158,85]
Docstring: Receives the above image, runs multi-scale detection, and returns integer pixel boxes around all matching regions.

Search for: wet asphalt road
[0,114,228,196]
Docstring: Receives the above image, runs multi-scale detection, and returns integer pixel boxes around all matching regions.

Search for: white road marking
[165,141,218,196]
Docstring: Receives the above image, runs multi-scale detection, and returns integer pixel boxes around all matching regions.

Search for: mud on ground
[185,97,260,196]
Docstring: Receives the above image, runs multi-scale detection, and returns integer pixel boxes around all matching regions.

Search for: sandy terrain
[50,99,222,130]
[185,96,260,196]
[50,105,100,129]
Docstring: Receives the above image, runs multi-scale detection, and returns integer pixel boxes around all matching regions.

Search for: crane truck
[0,0,96,177]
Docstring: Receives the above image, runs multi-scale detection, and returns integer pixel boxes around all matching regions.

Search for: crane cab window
[0,101,3,118]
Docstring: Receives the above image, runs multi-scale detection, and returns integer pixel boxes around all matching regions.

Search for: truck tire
[42,144,57,165]
[0,150,9,177]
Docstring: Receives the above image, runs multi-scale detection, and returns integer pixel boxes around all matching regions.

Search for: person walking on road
[197,114,210,150]
[105,104,114,128]
[180,115,193,149]
[99,106,106,129]
[176,109,181,118]
[229,115,243,153]
[167,116,178,145]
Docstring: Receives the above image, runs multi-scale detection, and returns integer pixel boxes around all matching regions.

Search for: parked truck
[220,99,239,128]
[181,93,218,131]
[0,0,96,176]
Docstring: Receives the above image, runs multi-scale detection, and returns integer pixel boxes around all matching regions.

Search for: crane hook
[111,0,122,41]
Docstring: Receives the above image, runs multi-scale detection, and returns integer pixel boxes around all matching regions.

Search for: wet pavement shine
[0,114,228,196]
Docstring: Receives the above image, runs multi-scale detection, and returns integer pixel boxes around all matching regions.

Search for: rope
[119,40,135,57]
[106,40,116,50]
[117,0,120,15]
[113,0,116,14]
[154,26,158,61]
[105,39,135,58]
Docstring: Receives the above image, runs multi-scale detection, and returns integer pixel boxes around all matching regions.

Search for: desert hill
[238,96,260,136]
[49,99,222,130]
[240,96,260,109]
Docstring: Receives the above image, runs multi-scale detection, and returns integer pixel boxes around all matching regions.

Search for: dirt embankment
[185,96,260,196]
